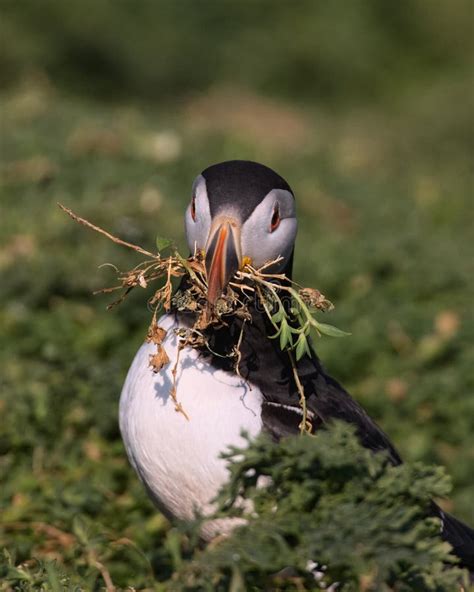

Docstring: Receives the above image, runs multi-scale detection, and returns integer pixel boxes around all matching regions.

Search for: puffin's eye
[270,203,280,232]
[191,194,197,222]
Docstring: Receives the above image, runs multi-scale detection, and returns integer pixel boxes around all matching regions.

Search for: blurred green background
[1,0,473,588]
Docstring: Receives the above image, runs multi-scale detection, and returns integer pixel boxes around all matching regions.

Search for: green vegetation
[175,424,467,590]
[1,1,472,589]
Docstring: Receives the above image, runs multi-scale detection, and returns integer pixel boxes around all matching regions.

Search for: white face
[184,174,297,269]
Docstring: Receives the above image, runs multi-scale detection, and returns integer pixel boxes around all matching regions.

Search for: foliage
[1,0,472,105]
[174,423,467,591]
[1,1,473,589]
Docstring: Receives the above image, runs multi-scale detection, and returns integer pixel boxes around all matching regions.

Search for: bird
[119,159,474,570]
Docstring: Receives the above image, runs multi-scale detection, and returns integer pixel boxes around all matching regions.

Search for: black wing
[185,307,474,573]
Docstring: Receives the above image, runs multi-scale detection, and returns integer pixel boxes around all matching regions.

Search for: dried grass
[59,204,347,431]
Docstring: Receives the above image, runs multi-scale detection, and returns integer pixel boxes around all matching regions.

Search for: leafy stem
[238,268,349,362]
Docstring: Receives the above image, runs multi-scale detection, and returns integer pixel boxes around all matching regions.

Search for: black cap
[201,160,293,222]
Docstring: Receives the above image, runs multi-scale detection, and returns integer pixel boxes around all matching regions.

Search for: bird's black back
[175,284,402,464]
[173,287,474,575]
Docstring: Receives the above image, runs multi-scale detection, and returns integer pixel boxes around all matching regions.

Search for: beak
[205,216,242,304]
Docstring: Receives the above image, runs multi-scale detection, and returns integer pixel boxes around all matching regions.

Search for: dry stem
[58,202,157,258]
[87,548,116,592]
[170,342,190,420]
[288,351,313,434]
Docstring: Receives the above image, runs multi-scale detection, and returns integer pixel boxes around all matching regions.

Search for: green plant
[173,423,468,591]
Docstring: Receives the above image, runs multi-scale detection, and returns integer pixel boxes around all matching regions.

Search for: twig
[288,351,312,434]
[58,203,157,259]
[87,549,116,592]
[164,257,173,312]
[251,256,284,272]
[170,341,190,420]
[234,319,250,390]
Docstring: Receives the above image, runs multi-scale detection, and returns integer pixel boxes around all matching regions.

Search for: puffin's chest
[119,314,263,524]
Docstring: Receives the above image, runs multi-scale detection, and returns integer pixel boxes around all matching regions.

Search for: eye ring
[191,194,197,222]
[270,203,280,232]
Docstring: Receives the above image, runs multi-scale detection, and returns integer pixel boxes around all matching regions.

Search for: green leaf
[295,333,310,360]
[279,319,293,350]
[175,251,198,282]
[271,307,284,324]
[269,327,281,339]
[156,236,174,252]
[314,322,351,338]
[72,515,90,546]
[45,562,63,592]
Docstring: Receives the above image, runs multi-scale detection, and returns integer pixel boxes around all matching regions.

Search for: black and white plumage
[120,160,474,570]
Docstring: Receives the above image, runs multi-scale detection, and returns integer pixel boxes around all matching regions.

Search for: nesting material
[59,203,347,431]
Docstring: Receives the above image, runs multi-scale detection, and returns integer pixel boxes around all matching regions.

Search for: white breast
[119,314,263,536]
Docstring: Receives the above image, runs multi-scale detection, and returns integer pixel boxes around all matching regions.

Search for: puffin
[119,160,474,570]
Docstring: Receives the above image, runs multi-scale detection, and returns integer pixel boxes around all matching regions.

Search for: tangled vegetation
[59,203,347,431]
[2,424,469,591]
[174,423,468,591]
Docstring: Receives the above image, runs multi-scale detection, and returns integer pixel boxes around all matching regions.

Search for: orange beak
[205,217,242,304]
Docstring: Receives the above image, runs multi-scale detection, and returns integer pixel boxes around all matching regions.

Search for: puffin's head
[185,160,297,303]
